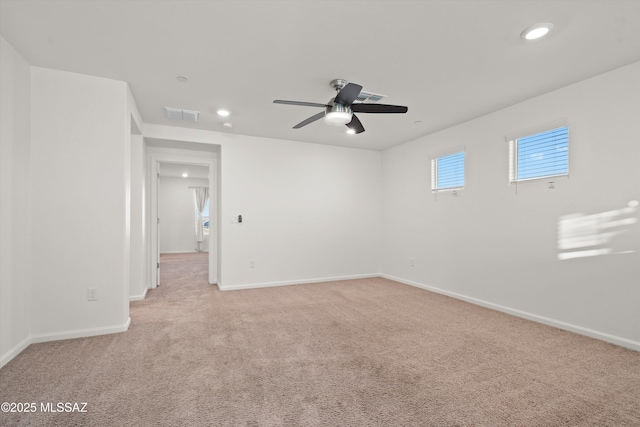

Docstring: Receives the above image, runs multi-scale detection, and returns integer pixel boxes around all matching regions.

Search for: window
[509,125,569,183]
[431,150,465,192]
[193,189,210,234]
[200,199,210,231]
[202,199,210,218]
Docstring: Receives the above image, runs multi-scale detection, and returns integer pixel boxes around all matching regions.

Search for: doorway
[157,162,210,285]
[148,145,219,289]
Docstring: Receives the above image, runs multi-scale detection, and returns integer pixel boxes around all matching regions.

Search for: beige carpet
[1,252,639,426]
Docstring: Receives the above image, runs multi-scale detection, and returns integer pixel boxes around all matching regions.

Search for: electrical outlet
[410,258,415,267]
[87,288,98,301]
[249,259,255,269]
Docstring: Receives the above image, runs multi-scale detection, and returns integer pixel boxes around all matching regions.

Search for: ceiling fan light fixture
[324,103,352,126]
[325,111,352,126]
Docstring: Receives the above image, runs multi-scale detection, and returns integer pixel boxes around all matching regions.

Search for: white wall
[0,36,32,366]
[381,62,640,349]
[159,176,208,253]
[30,66,131,340]
[221,136,381,289]
[128,87,145,302]
[144,125,382,290]
[129,133,147,300]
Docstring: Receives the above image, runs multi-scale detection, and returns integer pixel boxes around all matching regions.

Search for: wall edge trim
[218,273,379,291]
[160,250,205,254]
[129,287,148,302]
[381,274,640,352]
[0,317,132,369]
[0,336,32,370]
[30,317,132,345]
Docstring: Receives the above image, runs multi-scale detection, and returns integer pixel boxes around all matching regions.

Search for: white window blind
[509,125,569,183]
[431,151,465,191]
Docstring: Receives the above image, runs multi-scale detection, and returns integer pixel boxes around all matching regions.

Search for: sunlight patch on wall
[557,201,638,261]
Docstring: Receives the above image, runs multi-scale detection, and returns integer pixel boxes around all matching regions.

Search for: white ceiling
[1,1,639,151]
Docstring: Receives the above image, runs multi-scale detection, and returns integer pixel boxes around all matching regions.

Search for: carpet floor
[1,252,639,426]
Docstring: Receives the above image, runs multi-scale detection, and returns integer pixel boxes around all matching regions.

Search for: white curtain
[193,186,209,243]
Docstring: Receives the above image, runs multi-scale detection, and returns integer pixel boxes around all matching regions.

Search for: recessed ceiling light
[222,122,233,128]
[182,173,188,178]
[346,129,356,135]
[521,22,554,40]
[176,76,188,83]
[217,109,230,117]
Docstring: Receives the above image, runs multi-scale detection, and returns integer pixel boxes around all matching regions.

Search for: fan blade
[293,111,325,129]
[346,114,365,134]
[334,83,363,106]
[351,103,408,114]
[274,100,328,108]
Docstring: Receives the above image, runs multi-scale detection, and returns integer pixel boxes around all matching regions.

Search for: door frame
[149,153,218,288]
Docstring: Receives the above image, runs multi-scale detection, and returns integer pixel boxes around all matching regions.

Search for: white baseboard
[0,318,132,370]
[381,274,640,352]
[130,286,148,301]
[218,273,379,292]
[30,317,131,344]
[160,250,207,254]
[0,336,32,370]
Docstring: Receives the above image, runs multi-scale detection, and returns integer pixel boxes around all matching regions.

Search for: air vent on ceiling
[354,90,386,103]
[164,107,200,122]
[182,110,199,122]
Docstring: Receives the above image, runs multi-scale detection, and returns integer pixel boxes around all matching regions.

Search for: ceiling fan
[273,79,408,134]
